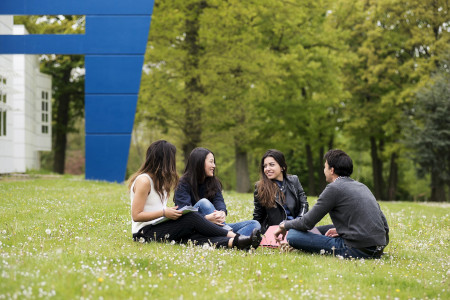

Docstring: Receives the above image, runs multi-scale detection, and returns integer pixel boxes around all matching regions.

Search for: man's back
[324,177,389,248]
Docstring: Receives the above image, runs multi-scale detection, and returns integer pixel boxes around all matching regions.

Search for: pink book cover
[260,225,286,248]
[260,225,321,248]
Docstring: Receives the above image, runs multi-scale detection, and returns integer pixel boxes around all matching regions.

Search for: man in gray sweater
[274,149,389,259]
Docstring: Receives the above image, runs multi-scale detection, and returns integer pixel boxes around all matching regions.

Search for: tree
[404,63,450,202]
[199,0,276,192]
[15,16,85,174]
[140,0,207,163]
[334,0,449,199]
[253,0,346,195]
[141,0,275,191]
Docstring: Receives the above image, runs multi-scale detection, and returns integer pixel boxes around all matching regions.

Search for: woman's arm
[253,188,267,223]
[294,176,309,217]
[131,176,165,222]
[173,181,194,209]
[211,189,227,215]
[132,176,182,221]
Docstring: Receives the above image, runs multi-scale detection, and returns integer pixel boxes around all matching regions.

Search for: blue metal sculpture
[0,0,154,182]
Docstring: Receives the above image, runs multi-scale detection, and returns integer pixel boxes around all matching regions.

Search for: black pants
[133,212,230,247]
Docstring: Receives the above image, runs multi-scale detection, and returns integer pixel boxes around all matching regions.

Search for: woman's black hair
[179,147,222,202]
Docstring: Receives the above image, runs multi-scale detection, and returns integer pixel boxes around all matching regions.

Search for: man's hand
[274,223,287,244]
[325,228,339,237]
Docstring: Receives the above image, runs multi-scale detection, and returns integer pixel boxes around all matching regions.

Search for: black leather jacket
[253,174,308,233]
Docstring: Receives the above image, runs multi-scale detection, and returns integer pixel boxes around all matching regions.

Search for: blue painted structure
[0,0,154,182]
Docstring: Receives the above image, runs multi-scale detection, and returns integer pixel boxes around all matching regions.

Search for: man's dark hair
[324,149,353,176]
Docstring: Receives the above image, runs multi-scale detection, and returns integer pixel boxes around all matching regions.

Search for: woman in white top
[129,140,260,250]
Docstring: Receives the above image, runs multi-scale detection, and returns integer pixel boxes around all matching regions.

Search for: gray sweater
[284,177,389,248]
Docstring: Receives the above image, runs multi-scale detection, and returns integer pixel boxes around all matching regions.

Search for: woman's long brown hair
[128,140,179,201]
[256,149,288,208]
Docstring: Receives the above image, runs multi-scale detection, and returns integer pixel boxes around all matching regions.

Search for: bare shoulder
[133,174,152,193]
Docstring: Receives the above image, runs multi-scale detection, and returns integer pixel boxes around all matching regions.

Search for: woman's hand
[205,210,226,225]
[164,206,182,220]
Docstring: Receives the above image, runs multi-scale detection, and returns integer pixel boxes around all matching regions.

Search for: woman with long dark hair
[174,147,261,236]
[129,140,260,250]
[253,149,309,233]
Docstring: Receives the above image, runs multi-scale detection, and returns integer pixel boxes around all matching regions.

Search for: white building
[0,16,52,173]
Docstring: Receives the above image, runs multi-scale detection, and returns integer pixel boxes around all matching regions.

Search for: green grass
[0,177,449,299]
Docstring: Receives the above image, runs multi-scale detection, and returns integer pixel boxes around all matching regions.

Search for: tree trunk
[305,144,315,196]
[52,72,72,174]
[317,145,326,192]
[181,1,206,163]
[328,136,334,151]
[235,146,250,193]
[387,152,398,200]
[182,101,202,163]
[52,99,68,173]
[430,169,446,202]
[370,136,384,200]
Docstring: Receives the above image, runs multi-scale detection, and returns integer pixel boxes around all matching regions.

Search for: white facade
[0,16,52,173]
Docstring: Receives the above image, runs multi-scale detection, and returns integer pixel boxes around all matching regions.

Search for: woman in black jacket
[253,149,309,234]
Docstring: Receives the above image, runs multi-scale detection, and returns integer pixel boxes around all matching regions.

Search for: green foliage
[138,0,347,194]
[14,16,85,174]
[11,3,448,200]
[333,0,449,199]
[404,61,450,201]
[0,178,448,298]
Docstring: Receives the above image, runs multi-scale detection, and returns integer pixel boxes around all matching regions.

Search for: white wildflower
[45,229,51,235]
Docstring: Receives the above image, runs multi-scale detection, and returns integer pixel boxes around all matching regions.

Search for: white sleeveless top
[130,173,168,234]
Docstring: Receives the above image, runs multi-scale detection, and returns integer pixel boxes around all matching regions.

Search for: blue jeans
[194,198,261,236]
[286,229,383,259]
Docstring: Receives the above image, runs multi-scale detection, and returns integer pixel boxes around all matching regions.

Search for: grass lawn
[0,176,449,299]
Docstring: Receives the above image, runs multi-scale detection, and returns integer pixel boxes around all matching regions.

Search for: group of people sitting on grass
[129,140,389,259]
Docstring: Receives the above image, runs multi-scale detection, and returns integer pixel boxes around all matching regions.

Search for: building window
[41,90,49,134]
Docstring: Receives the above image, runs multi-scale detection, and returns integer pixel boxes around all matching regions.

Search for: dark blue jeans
[286,228,383,259]
[194,198,261,236]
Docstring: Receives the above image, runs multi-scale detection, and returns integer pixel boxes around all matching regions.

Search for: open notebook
[152,206,198,225]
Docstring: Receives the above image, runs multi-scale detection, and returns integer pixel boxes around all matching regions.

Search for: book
[260,225,322,248]
[152,206,198,225]
[260,225,287,248]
